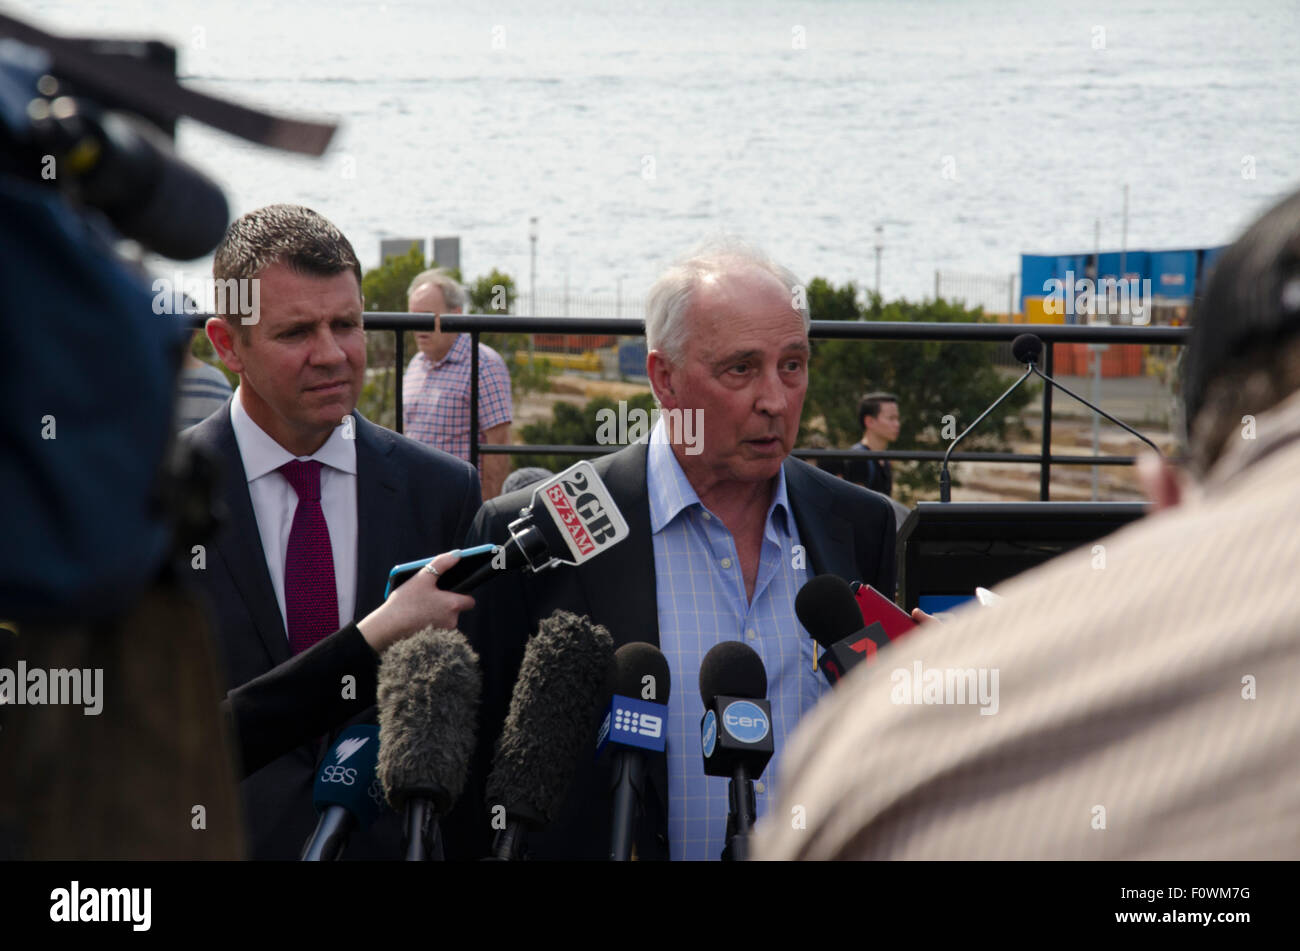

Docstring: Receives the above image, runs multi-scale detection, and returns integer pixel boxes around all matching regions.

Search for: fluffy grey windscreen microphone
[376,627,482,814]
[486,610,615,826]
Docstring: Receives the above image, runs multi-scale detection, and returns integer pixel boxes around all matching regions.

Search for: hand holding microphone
[359,550,477,653]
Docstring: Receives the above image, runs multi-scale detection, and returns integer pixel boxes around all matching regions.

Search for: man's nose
[308,325,348,365]
[754,365,788,416]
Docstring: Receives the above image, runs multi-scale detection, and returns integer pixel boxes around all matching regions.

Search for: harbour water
[27,0,1300,301]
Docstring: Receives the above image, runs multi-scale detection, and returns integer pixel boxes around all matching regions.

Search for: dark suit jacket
[446,441,896,860]
[181,401,480,860]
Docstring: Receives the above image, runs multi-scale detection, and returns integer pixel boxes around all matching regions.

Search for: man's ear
[647,349,678,409]
[1136,451,1184,511]
[206,317,244,375]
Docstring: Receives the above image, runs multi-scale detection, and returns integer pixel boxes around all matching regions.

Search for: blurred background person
[175,330,233,429]
[402,269,513,498]
[841,391,900,497]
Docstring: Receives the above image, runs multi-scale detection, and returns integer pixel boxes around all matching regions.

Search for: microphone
[1015,332,1162,453]
[376,627,481,861]
[596,642,670,861]
[300,725,387,861]
[486,610,615,860]
[940,333,1161,501]
[795,575,890,686]
[698,642,773,862]
[385,460,632,596]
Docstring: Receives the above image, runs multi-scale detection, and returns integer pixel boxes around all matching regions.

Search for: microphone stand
[1026,363,1161,455]
[721,764,756,862]
[940,337,1162,503]
[940,365,1035,502]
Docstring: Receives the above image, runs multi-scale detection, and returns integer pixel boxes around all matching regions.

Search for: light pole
[873,225,883,299]
[528,216,538,367]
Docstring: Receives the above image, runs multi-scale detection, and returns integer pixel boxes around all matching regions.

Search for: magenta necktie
[280,460,338,656]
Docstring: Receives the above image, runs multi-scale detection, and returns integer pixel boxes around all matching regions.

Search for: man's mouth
[307,381,348,394]
[745,435,783,451]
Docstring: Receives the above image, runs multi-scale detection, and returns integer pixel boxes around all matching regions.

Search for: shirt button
[745,628,757,641]
[701,512,712,521]
[755,781,766,794]
[720,557,732,569]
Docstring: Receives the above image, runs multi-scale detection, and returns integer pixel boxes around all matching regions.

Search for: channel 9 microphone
[376,628,481,861]
[795,574,891,686]
[301,725,387,861]
[699,642,773,862]
[486,610,614,860]
[385,460,631,596]
[596,643,670,861]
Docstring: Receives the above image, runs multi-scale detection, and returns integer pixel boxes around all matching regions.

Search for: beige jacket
[754,390,1300,859]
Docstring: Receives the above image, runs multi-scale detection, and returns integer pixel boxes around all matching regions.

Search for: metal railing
[363,313,1189,501]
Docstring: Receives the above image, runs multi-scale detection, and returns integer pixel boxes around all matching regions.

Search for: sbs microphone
[376,627,482,861]
[596,642,670,861]
[486,610,615,860]
[795,574,890,686]
[301,725,387,861]
[698,641,773,861]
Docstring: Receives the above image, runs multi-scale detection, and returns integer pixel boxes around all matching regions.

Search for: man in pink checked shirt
[402,269,514,499]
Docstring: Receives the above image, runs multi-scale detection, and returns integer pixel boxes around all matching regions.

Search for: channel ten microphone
[596,642,670,861]
[486,610,614,860]
[376,628,481,861]
[384,460,632,596]
[301,725,387,861]
[796,574,891,686]
[698,642,773,862]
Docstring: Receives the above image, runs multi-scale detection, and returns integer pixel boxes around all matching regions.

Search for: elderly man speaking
[444,240,896,860]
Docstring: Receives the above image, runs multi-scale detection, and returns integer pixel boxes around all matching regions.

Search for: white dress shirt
[229,389,357,637]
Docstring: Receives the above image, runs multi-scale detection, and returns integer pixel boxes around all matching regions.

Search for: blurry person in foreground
[755,185,1300,860]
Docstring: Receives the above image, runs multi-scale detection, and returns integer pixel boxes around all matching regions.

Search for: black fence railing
[358,313,1190,501]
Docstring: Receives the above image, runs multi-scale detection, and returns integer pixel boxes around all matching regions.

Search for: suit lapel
[573,443,660,649]
[207,405,291,668]
[785,458,857,579]
[353,414,399,620]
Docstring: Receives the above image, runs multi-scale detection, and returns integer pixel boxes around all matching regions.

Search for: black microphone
[486,610,615,860]
[11,97,230,260]
[376,628,481,861]
[596,643,670,861]
[940,333,1161,501]
[795,574,889,686]
[1014,332,1162,454]
[698,642,773,862]
[384,460,632,596]
[301,725,387,861]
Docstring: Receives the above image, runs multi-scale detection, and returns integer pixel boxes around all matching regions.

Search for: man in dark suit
[181,204,480,859]
[447,239,895,860]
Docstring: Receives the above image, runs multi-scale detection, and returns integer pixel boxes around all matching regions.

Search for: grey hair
[644,237,810,364]
[407,268,468,311]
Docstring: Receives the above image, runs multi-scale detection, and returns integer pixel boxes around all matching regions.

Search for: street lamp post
[528,217,538,367]
[873,225,883,299]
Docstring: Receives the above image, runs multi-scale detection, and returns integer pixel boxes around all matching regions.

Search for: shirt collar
[423,332,470,370]
[646,417,791,534]
[229,386,357,482]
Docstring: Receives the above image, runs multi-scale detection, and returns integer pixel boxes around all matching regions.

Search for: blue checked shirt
[646,420,824,860]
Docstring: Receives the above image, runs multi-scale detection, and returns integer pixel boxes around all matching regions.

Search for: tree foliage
[802,279,1037,500]
[520,392,658,473]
